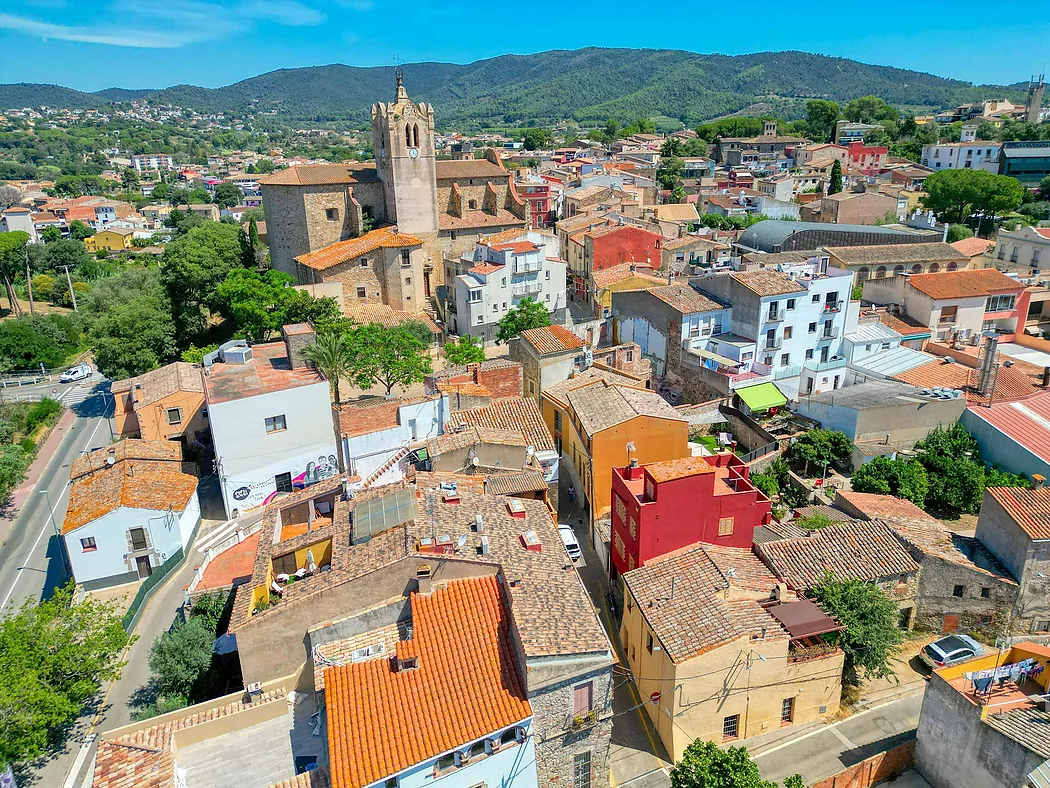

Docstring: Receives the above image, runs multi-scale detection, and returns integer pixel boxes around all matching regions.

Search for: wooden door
[136,556,153,579]
[941,614,960,634]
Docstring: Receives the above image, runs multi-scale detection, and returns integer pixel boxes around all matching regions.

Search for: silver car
[919,634,984,669]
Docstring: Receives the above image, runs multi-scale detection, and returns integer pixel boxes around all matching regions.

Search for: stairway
[363,446,411,488]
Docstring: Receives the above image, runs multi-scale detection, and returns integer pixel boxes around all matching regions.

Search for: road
[0,376,113,615]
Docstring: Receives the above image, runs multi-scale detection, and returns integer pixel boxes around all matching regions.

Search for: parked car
[60,363,93,383]
[558,524,582,562]
[919,634,984,669]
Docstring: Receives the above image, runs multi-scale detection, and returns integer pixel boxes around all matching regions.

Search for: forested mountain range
[0,48,1032,128]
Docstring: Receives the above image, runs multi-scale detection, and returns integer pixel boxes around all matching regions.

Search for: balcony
[512,281,543,297]
[514,259,541,274]
[787,641,841,664]
[772,364,801,380]
[766,311,785,323]
[804,356,847,373]
[819,325,840,340]
[822,300,842,314]
[764,337,782,350]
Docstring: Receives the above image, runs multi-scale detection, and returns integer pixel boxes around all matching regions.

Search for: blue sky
[0,0,1047,92]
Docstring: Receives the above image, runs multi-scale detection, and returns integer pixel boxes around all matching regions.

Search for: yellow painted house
[621,543,845,761]
[84,228,135,252]
[590,262,666,316]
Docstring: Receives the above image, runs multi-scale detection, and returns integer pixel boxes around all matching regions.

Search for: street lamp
[39,488,72,577]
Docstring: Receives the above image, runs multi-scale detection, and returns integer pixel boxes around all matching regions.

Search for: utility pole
[24,244,33,315]
[61,265,78,311]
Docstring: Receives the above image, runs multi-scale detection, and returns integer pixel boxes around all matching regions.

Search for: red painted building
[846,142,888,174]
[609,453,772,577]
[519,181,552,228]
[586,225,663,273]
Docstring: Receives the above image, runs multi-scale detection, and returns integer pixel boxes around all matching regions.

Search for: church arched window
[406,124,412,148]
[413,124,420,148]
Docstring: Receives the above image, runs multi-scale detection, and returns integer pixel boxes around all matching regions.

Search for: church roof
[435,159,508,180]
[260,163,381,186]
[295,227,423,270]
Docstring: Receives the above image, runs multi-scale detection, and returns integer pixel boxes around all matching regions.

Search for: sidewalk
[0,407,75,543]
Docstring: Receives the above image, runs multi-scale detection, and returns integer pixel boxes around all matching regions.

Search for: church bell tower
[371,70,440,236]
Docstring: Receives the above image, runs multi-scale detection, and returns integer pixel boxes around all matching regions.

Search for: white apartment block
[131,153,176,171]
[447,230,567,343]
[920,126,1000,173]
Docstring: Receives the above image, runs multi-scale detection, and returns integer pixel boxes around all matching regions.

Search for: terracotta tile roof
[565,383,684,436]
[519,324,586,355]
[439,208,524,231]
[986,486,1050,540]
[663,235,728,252]
[892,358,1037,403]
[342,301,441,334]
[755,520,919,589]
[834,490,931,521]
[731,270,807,297]
[203,341,326,404]
[877,311,931,338]
[950,237,995,257]
[653,204,700,222]
[295,227,423,271]
[470,261,504,275]
[644,455,716,483]
[196,531,260,591]
[456,397,556,453]
[542,367,648,409]
[492,241,539,254]
[479,228,530,246]
[64,446,198,533]
[1035,228,1050,240]
[623,544,787,663]
[111,362,203,410]
[484,469,549,496]
[337,396,431,438]
[648,283,723,314]
[325,576,532,788]
[984,705,1050,759]
[906,268,1023,300]
[267,769,331,788]
[260,163,381,186]
[827,243,968,267]
[702,543,780,595]
[752,520,809,543]
[590,262,662,290]
[556,214,612,235]
[435,159,508,180]
[71,439,183,480]
[426,425,526,456]
[965,390,1050,469]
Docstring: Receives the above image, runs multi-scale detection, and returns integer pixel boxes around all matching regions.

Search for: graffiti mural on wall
[226,452,341,513]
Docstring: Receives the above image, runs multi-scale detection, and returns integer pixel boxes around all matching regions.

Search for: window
[554,411,562,431]
[546,293,551,301]
[274,472,293,494]
[980,587,991,598]
[628,514,637,539]
[493,304,498,313]
[545,270,551,280]
[722,714,739,740]
[573,752,592,788]
[718,517,734,536]
[783,326,793,340]
[80,536,97,552]
[808,322,817,334]
[786,298,796,310]
[646,632,656,654]
[400,249,411,268]
[477,315,484,324]
[528,380,536,395]
[265,414,287,433]
[573,682,593,715]
[325,208,338,222]
[501,277,507,287]
[805,349,813,360]
[468,199,478,210]
[781,697,794,724]
[626,350,633,362]
[780,354,790,367]
[435,754,457,774]
[356,287,367,298]
[1035,620,1050,633]
[467,741,487,761]
[499,728,519,748]
[986,294,1016,312]
[404,277,411,285]
[939,306,958,324]
[952,585,965,598]
[811,294,820,303]
[385,779,398,788]
[129,528,147,551]
[502,302,507,310]
[469,289,482,303]
[166,407,183,425]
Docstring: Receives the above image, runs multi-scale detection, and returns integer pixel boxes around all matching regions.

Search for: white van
[60,363,93,383]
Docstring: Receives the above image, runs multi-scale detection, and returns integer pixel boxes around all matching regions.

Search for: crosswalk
[56,373,106,408]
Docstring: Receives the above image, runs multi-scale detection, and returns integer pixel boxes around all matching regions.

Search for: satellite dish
[106,456,115,465]
[471,456,480,467]
[456,533,469,549]
[307,549,317,573]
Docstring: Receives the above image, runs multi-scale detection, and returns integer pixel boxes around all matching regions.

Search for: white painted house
[62,440,200,590]
[204,326,339,517]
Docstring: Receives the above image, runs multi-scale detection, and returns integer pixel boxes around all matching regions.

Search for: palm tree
[304,331,351,404]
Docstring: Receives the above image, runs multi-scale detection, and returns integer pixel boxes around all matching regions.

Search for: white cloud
[0,12,216,47]
[242,0,327,26]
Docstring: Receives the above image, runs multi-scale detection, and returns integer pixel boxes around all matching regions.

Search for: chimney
[1033,474,1046,491]
[282,322,316,370]
[624,458,644,481]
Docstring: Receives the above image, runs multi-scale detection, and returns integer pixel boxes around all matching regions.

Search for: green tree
[181,343,218,365]
[660,137,684,158]
[0,318,71,371]
[670,739,777,788]
[657,156,685,190]
[496,297,552,344]
[0,230,30,312]
[213,182,243,209]
[40,226,62,244]
[121,167,140,192]
[255,159,275,174]
[150,182,171,201]
[805,99,840,143]
[946,224,974,243]
[444,334,487,366]
[304,330,353,403]
[850,456,929,507]
[215,268,338,342]
[148,616,214,700]
[1038,175,1050,201]
[42,237,93,275]
[812,577,904,684]
[160,222,245,339]
[522,127,553,151]
[0,582,131,766]
[843,96,898,124]
[785,428,852,475]
[863,126,892,147]
[604,118,621,141]
[922,169,1025,225]
[670,185,687,204]
[796,512,834,530]
[68,220,93,241]
[347,323,433,395]
[828,160,843,195]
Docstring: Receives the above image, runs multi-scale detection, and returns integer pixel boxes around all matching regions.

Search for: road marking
[828,725,858,750]
[0,416,105,611]
[753,698,912,759]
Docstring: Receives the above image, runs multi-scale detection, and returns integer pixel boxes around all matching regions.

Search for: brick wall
[809,739,914,788]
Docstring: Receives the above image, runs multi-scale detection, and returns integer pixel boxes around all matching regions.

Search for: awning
[736,381,787,412]
[690,347,739,367]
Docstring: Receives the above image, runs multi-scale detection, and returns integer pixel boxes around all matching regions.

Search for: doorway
[136,555,153,579]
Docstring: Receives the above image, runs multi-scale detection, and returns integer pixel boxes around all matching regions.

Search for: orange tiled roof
[492,241,539,254]
[295,227,423,271]
[479,228,530,246]
[892,358,1037,403]
[590,262,662,289]
[325,576,532,788]
[70,439,183,480]
[645,455,716,483]
[987,486,1050,541]
[906,268,1023,300]
[519,324,586,355]
[950,237,995,257]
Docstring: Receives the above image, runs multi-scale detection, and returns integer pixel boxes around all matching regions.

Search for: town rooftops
[986,486,1050,541]
[644,455,717,484]
[950,237,996,258]
[892,358,1037,404]
[426,425,526,456]
[455,396,556,453]
[876,310,931,339]
[739,221,925,251]
[801,379,933,409]
[434,158,508,180]
[590,262,662,290]
[203,341,326,405]
[260,163,381,186]
[653,204,700,222]
[755,519,919,589]
[825,242,967,266]
[294,227,423,271]
[542,366,650,409]
[964,390,1050,474]
[111,361,203,409]
[763,598,846,640]
[904,268,1022,300]
[324,576,531,788]
[648,283,723,314]
[565,382,684,436]
[519,324,586,355]
[342,302,441,335]
[337,396,433,439]
[64,441,197,533]
[731,270,807,297]
[70,438,184,480]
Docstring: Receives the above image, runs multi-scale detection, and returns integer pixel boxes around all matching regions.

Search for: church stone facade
[261,74,529,298]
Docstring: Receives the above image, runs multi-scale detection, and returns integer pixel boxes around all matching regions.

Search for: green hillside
[0,48,1031,128]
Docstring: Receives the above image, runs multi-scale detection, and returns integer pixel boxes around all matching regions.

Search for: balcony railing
[766,311,785,323]
[819,325,840,340]
[772,364,801,380]
[804,357,847,373]
[822,301,842,314]
[764,337,782,350]
[514,260,541,274]
[512,282,543,297]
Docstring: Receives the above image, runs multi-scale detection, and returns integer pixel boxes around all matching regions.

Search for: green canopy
[736,381,787,413]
